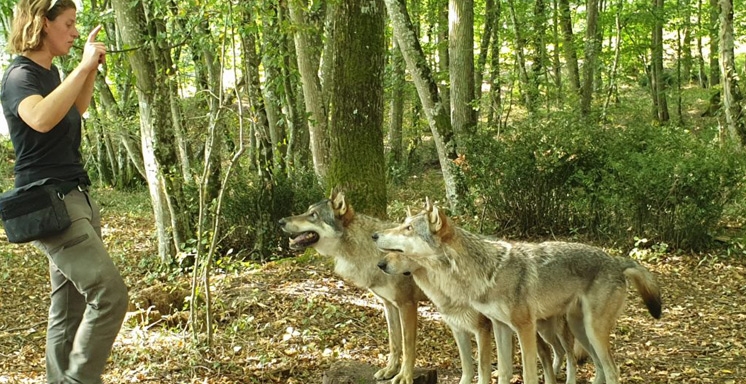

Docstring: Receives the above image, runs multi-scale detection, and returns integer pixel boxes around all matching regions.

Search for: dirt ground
[2,235,745,383]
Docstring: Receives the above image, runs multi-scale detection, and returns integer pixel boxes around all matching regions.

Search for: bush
[215,167,324,262]
[464,113,744,250]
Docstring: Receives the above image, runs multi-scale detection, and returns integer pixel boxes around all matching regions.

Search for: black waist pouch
[0,179,78,243]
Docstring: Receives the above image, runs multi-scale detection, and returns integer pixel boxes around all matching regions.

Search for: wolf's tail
[619,257,662,319]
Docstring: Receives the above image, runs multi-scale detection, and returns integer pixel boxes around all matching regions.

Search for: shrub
[464,113,744,250]
[214,167,324,262]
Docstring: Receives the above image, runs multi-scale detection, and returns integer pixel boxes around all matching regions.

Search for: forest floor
[1,186,746,383]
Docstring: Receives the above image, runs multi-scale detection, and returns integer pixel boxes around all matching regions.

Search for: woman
[1,0,129,383]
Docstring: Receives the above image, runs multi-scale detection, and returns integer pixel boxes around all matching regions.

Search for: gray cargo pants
[32,188,129,384]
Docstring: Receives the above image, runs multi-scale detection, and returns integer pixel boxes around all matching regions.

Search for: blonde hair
[7,0,77,54]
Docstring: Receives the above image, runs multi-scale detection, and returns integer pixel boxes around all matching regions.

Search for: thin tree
[384,0,465,212]
[580,0,600,115]
[718,0,745,146]
[112,0,187,264]
[651,0,670,122]
[288,0,331,185]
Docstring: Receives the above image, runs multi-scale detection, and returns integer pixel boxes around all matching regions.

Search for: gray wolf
[379,250,577,384]
[372,201,662,384]
[280,191,492,384]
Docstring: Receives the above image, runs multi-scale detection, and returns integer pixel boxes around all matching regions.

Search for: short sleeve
[1,65,43,118]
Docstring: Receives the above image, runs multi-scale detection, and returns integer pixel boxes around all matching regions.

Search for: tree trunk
[384,0,465,213]
[113,0,186,264]
[681,2,693,82]
[696,0,709,87]
[327,0,387,217]
[486,0,503,127]
[602,0,623,119]
[708,0,720,87]
[288,0,331,186]
[388,38,405,165]
[507,0,535,112]
[551,0,563,96]
[449,0,476,136]
[239,3,276,260]
[436,0,450,118]
[531,0,547,109]
[580,0,599,115]
[261,2,288,174]
[718,0,745,146]
[474,0,495,110]
[651,0,670,122]
[558,0,581,94]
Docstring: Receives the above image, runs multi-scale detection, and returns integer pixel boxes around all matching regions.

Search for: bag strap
[55,181,80,196]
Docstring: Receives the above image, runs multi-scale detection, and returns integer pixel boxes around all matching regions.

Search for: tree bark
[718,0,745,146]
[113,0,186,264]
[651,0,670,122]
[388,38,405,165]
[580,0,599,115]
[449,0,476,136]
[474,0,495,109]
[708,0,721,87]
[327,0,387,217]
[288,0,331,186]
[602,0,623,119]
[558,0,581,94]
[507,0,535,112]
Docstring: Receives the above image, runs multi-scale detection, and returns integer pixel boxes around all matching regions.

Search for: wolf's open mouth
[289,231,320,250]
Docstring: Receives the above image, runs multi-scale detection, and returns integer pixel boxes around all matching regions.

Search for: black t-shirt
[1,56,88,187]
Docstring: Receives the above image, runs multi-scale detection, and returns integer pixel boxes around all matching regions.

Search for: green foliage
[464,113,744,250]
[217,167,324,262]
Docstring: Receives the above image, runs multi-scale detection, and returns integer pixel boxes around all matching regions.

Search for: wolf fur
[378,251,577,384]
[280,192,493,384]
[372,201,662,384]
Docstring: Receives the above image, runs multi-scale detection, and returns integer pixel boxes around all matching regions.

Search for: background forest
[1,0,746,382]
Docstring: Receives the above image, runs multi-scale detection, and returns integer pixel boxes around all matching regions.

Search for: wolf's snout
[372,233,379,241]
[377,260,387,271]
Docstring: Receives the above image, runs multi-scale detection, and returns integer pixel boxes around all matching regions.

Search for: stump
[322,361,437,384]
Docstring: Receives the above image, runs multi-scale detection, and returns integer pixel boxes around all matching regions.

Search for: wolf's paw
[374,364,399,381]
[388,371,414,384]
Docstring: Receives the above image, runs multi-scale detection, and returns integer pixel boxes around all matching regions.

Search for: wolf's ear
[331,191,347,216]
[428,204,443,232]
[329,186,340,200]
[424,197,433,212]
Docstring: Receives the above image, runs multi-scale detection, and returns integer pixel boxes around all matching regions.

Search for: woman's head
[7,0,78,55]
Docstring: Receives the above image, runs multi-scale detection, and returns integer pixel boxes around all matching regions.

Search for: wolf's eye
[405,225,413,232]
[311,212,318,220]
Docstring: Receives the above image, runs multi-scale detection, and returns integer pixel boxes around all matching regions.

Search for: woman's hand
[80,25,105,72]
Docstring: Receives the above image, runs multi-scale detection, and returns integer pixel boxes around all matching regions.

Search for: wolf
[379,250,577,384]
[279,191,495,384]
[372,200,662,384]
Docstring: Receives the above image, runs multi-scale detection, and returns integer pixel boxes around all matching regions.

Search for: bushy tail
[619,258,663,319]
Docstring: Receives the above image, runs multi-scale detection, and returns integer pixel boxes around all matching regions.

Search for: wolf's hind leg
[492,320,514,384]
[537,336,558,384]
[566,308,604,384]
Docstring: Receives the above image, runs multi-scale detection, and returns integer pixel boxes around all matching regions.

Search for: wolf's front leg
[389,300,417,384]
[375,301,402,381]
